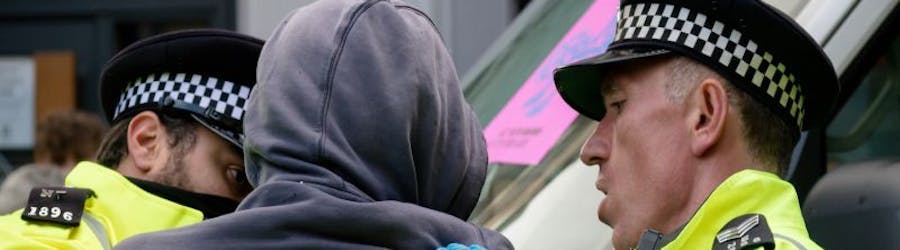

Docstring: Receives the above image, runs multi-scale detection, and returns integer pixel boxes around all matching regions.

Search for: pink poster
[484,0,619,165]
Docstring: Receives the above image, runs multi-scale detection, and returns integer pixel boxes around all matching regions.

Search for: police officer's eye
[609,100,626,113]
[226,167,248,185]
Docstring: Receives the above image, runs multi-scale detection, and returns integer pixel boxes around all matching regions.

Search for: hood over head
[243,0,487,219]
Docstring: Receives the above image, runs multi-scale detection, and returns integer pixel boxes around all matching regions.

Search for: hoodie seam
[319,0,385,164]
[396,5,441,38]
[398,2,480,217]
[396,5,453,45]
[396,2,456,210]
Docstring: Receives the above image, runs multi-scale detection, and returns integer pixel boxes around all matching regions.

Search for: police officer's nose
[580,121,611,167]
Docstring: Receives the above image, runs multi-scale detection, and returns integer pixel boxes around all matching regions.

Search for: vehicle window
[827,38,900,168]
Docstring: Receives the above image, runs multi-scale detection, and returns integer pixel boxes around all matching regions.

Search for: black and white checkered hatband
[612,2,805,128]
[112,72,252,144]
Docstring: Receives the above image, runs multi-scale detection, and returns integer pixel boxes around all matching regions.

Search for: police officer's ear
[687,77,730,157]
[125,111,169,173]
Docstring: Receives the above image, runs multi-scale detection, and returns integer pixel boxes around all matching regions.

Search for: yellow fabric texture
[0,161,203,249]
[659,169,821,250]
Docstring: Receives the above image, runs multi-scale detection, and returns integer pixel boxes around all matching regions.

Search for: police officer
[0,29,262,249]
[553,0,838,249]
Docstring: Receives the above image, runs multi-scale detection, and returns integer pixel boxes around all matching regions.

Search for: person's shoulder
[1,164,66,187]
[0,208,55,248]
[0,198,100,249]
[0,164,66,214]
[0,215,92,249]
[712,213,821,250]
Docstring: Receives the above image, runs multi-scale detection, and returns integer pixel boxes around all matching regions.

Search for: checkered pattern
[113,72,252,121]
[614,3,805,128]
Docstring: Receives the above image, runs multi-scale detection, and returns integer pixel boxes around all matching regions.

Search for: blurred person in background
[0,110,107,214]
[0,29,261,249]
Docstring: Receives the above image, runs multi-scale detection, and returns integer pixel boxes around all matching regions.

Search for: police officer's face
[579,59,696,249]
[160,126,251,201]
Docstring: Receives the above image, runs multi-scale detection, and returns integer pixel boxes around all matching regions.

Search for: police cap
[554,0,840,135]
[100,29,263,149]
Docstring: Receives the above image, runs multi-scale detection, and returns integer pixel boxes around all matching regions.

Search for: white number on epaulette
[27,206,74,221]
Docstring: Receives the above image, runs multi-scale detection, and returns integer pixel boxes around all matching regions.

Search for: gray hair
[663,56,796,176]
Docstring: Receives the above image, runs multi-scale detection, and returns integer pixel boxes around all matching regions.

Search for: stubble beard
[154,150,192,191]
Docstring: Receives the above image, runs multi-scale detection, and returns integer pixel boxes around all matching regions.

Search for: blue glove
[436,243,488,250]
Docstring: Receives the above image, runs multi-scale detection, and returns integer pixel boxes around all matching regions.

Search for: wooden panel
[33,51,76,121]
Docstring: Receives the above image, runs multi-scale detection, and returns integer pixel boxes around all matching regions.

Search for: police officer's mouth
[595,179,608,195]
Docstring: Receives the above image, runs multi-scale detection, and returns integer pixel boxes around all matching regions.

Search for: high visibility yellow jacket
[640,169,822,250]
[0,161,203,249]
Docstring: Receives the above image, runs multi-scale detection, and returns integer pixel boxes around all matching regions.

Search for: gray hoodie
[115,0,512,249]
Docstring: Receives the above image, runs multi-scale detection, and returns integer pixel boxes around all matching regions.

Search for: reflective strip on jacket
[0,161,203,249]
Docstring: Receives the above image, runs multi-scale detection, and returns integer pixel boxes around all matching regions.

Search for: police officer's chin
[610,227,636,250]
[599,200,634,249]
[597,198,614,226]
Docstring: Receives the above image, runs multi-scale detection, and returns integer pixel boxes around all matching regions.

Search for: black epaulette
[21,187,94,227]
[713,214,775,250]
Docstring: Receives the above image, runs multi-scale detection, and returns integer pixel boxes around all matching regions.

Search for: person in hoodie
[115,0,513,249]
